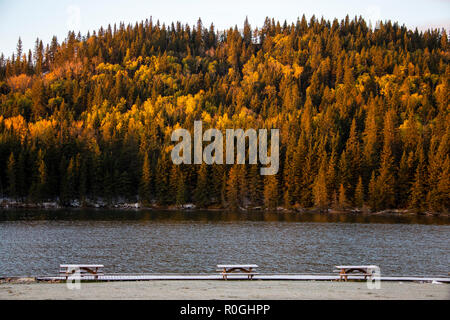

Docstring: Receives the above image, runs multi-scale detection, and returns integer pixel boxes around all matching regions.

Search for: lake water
[0,209,449,277]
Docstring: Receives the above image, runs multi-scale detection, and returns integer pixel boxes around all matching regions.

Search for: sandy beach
[0,280,448,300]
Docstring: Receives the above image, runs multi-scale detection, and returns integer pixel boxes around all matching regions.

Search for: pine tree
[139,153,152,205]
[175,168,187,205]
[331,190,339,210]
[16,38,23,64]
[226,165,239,210]
[59,157,68,205]
[118,171,132,201]
[300,150,314,207]
[16,151,27,200]
[31,79,45,120]
[362,100,379,180]
[313,159,328,212]
[375,111,396,209]
[67,158,76,201]
[169,165,179,205]
[340,119,361,197]
[368,171,378,210]
[264,174,279,210]
[103,169,114,205]
[283,142,296,207]
[6,153,16,199]
[326,149,338,203]
[248,164,262,207]
[237,165,248,208]
[194,164,209,207]
[426,138,448,212]
[375,154,396,209]
[155,154,171,204]
[397,150,413,208]
[434,156,449,212]
[409,165,426,213]
[37,151,48,200]
[338,183,348,210]
[221,171,228,208]
[409,140,427,212]
[210,164,225,205]
[243,17,252,46]
[354,176,364,208]
[79,157,88,204]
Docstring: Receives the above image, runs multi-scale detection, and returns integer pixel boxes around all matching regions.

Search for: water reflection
[0,209,448,277]
[0,209,449,225]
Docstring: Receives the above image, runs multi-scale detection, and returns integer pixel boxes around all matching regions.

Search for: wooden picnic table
[60,264,104,280]
[217,264,258,280]
[335,265,379,281]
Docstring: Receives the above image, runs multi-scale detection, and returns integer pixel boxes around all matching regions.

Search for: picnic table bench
[335,265,379,281]
[217,264,258,280]
[60,264,104,280]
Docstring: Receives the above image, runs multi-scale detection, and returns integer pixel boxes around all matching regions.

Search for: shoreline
[0,280,448,300]
[0,199,448,217]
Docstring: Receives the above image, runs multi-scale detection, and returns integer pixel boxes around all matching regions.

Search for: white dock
[35,273,450,283]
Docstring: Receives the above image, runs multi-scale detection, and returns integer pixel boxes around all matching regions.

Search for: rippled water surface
[0,209,449,276]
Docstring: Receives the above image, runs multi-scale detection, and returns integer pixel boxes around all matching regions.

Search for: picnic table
[60,264,104,280]
[217,264,258,280]
[335,265,379,281]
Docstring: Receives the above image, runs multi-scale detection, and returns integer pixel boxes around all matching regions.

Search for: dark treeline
[0,15,448,212]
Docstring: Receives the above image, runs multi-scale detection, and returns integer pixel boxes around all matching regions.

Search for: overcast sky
[1,0,449,58]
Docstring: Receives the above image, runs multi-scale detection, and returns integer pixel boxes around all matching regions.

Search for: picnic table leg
[248,268,252,280]
[340,269,346,281]
[223,268,227,280]
[67,268,76,281]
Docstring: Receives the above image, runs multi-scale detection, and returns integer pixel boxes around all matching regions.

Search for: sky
[1,0,449,58]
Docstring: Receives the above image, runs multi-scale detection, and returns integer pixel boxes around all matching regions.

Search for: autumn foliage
[0,16,448,213]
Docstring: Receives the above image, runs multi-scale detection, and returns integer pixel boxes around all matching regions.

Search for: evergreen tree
[340,119,361,197]
[397,150,413,208]
[155,153,170,204]
[139,153,152,205]
[410,165,427,213]
[426,138,448,212]
[175,168,187,205]
[409,153,427,213]
[375,111,396,209]
[354,176,364,208]
[368,171,378,210]
[79,157,88,204]
[0,15,446,213]
[226,165,239,210]
[434,156,449,212]
[6,153,16,199]
[264,174,279,210]
[16,151,27,200]
[37,151,48,200]
[194,164,209,207]
[237,165,248,208]
[338,183,348,210]
[313,159,328,212]
[118,171,132,201]
[248,164,262,207]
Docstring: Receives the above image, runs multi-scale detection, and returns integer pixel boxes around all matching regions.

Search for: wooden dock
[34,273,450,283]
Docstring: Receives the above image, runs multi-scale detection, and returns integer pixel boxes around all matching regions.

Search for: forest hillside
[0,16,448,213]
